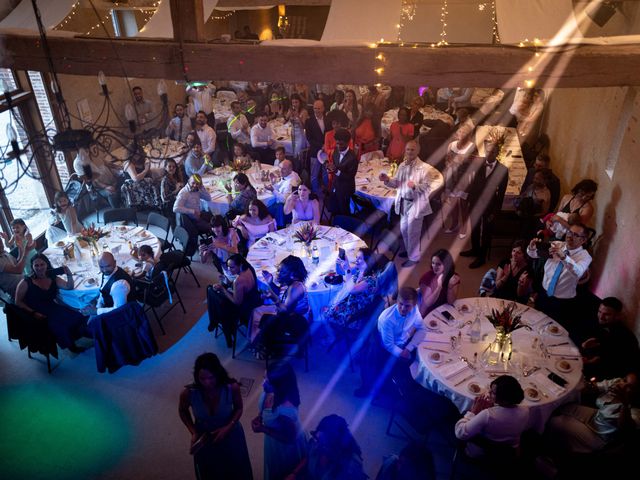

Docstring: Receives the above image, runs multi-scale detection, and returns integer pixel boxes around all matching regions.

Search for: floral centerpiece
[293,222,319,246]
[77,224,107,252]
[485,302,528,334]
[231,156,252,172]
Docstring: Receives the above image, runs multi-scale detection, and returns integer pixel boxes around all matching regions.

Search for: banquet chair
[145,212,174,252]
[103,207,138,226]
[134,258,186,335]
[262,312,310,372]
[350,194,389,242]
[332,215,372,245]
[373,228,403,261]
[206,285,251,359]
[166,227,201,287]
[449,436,524,480]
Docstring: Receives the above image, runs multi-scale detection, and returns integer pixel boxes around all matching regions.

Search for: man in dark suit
[327,128,358,216]
[305,99,327,196]
[461,134,509,268]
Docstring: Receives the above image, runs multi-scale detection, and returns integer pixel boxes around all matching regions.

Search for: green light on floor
[0,384,130,479]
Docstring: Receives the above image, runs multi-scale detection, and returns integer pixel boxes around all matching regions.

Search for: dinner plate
[524,387,541,402]
[118,226,127,232]
[546,324,563,336]
[428,352,443,364]
[467,382,482,396]
[555,359,573,373]
[458,304,471,314]
[276,136,285,141]
[85,278,96,286]
[426,319,440,330]
[55,241,65,247]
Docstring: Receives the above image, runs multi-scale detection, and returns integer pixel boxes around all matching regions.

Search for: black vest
[100,267,134,308]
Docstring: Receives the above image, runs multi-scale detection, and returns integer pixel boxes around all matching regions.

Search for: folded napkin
[423,332,452,344]
[525,310,548,326]
[531,371,566,397]
[355,178,369,186]
[439,361,469,380]
[547,345,580,357]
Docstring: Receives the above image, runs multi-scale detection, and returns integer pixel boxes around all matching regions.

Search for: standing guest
[527,223,592,333]
[339,89,360,128]
[228,101,251,145]
[0,239,27,297]
[51,191,83,234]
[15,254,89,352]
[306,99,327,195]
[330,89,345,111]
[174,175,213,244]
[265,157,301,227]
[288,414,367,480]
[441,122,476,238]
[286,96,309,161]
[492,240,532,304]
[322,110,352,191]
[232,200,276,248]
[418,249,461,317]
[194,111,217,157]
[178,353,253,480]
[362,85,387,118]
[460,130,509,269]
[126,86,154,130]
[251,362,306,480]
[1,218,36,275]
[121,141,159,209]
[454,375,530,458]
[327,128,358,216]
[519,153,561,211]
[353,104,380,160]
[227,173,257,220]
[284,183,320,225]
[160,158,185,216]
[245,99,258,126]
[355,287,424,398]
[250,114,276,164]
[268,92,286,120]
[387,107,414,162]
[581,297,640,381]
[186,82,216,127]
[408,96,425,138]
[379,140,433,268]
[165,103,193,142]
[199,215,239,269]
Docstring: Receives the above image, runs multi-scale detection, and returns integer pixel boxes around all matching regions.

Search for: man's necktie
[546,262,564,297]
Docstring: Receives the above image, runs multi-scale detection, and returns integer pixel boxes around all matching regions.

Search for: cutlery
[547,342,569,347]
[435,358,454,368]
[522,366,540,377]
[422,346,450,354]
[454,374,475,387]
[459,356,476,370]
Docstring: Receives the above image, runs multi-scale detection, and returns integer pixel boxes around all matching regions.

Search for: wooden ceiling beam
[216,0,331,6]
[1,34,640,88]
[170,0,205,43]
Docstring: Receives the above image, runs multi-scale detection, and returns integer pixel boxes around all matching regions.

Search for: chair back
[377,259,398,301]
[332,214,369,239]
[146,212,172,250]
[172,226,191,254]
[103,207,138,226]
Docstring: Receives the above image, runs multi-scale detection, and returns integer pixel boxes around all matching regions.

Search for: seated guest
[0,238,27,298]
[194,110,217,157]
[96,279,131,315]
[231,143,253,168]
[15,254,89,352]
[90,252,134,314]
[226,173,257,220]
[184,139,212,178]
[551,179,598,238]
[355,287,423,398]
[376,441,436,480]
[353,103,380,160]
[289,414,367,480]
[387,107,414,162]
[227,101,251,145]
[250,113,276,164]
[121,141,159,209]
[1,218,36,275]
[454,375,530,458]
[165,103,192,142]
[137,245,155,279]
[546,373,639,454]
[173,174,213,236]
[283,183,320,225]
[492,240,532,304]
[50,191,83,235]
[199,215,239,271]
[581,297,640,381]
[325,248,381,331]
[250,255,309,350]
[208,254,262,348]
[232,199,276,248]
[527,223,592,334]
[330,89,345,111]
[408,96,424,138]
[160,158,185,217]
[265,156,301,227]
[418,249,461,317]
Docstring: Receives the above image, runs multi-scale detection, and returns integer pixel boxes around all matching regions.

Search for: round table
[354,154,444,218]
[246,224,367,321]
[201,163,280,216]
[381,106,454,138]
[412,297,582,432]
[42,225,161,310]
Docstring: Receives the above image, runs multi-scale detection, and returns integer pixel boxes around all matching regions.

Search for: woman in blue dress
[178,353,253,480]
[251,362,306,480]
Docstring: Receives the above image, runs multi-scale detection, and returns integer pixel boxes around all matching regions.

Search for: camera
[199,237,213,246]
[49,267,66,276]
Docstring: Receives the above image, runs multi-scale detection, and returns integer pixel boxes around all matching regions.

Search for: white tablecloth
[42,225,161,310]
[353,155,444,218]
[412,297,582,433]
[381,106,454,138]
[200,163,280,216]
[246,225,367,321]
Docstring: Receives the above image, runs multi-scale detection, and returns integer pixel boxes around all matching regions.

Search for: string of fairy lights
[210,10,235,21]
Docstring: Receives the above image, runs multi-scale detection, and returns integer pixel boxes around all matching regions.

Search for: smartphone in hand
[49,266,65,276]
[338,248,346,261]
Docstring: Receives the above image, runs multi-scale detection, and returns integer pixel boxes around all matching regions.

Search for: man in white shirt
[165,103,193,142]
[527,222,592,331]
[186,82,216,127]
[355,287,423,398]
[379,141,433,268]
[194,111,217,157]
[266,156,301,227]
[227,101,251,145]
[127,86,154,131]
[250,114,275,164]
[173,175,213,255]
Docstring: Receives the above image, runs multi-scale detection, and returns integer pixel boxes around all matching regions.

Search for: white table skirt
[412,297,582,433]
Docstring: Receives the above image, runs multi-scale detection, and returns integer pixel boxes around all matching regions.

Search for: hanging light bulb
[97,71,109,97]
[6,123,17,142]
[157,79,168,106]
[50,80,59,94]
[125,104,137,133]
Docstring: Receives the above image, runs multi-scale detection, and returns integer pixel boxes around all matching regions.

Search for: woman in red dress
[387,107,414,161]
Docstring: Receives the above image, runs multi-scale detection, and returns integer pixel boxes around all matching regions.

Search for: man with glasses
[527,222,592,335]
